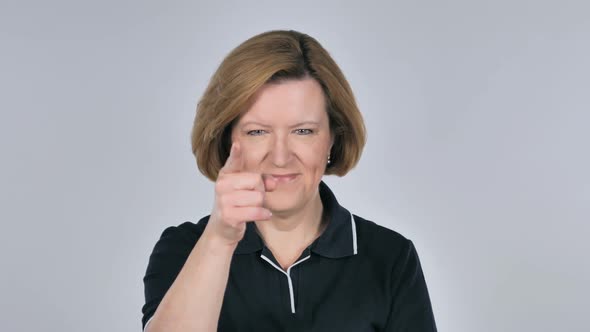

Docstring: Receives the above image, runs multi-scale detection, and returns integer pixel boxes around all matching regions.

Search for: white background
[1,0,588,331]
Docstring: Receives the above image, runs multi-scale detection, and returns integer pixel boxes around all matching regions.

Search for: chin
[265,191,303,214]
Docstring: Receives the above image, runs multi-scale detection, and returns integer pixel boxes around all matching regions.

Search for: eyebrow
[239,121,320,128]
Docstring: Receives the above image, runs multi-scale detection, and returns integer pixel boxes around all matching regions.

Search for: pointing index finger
[220,142,243,174]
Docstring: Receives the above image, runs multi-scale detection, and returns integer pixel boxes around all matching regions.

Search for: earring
[327,154,331,165]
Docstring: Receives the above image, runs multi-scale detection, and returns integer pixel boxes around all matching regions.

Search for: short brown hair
[191,30,366,181]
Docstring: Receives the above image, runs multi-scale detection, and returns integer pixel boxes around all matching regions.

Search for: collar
[234,180,358,258]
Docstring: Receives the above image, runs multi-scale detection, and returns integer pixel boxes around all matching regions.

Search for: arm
[142,142,275,331]
[383,239,438,332]
[143,224,237,332]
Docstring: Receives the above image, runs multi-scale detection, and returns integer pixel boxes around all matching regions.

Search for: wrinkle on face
[231,78,333,215]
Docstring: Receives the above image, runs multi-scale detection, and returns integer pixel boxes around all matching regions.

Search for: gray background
[1,0,588,331]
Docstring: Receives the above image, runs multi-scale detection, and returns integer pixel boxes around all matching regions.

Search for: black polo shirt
[142,181,437,331]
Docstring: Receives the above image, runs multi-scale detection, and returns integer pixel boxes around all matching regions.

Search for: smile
[270,174,299,183]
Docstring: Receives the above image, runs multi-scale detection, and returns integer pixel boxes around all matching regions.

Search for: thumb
[262,174,278,192]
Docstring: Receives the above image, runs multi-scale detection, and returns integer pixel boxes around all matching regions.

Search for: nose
[269,133,292,167]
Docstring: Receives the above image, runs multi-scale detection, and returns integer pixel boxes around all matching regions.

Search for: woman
[141,30,437,332]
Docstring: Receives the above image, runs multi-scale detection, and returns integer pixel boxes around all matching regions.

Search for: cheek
[239,144,267,171]
[232,134,331,172]
[296,143,329,170]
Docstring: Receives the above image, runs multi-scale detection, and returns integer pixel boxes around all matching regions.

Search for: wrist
[201,227,239,255]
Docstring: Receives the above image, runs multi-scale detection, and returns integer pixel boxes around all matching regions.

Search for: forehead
[238,78,328,123]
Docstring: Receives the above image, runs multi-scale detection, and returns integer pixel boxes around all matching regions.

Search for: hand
[205,142,277,247]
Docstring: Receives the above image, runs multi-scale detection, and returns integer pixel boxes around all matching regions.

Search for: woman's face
[231,78,333,216]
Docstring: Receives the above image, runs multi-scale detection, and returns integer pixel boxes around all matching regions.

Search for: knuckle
[255,191,264,205]
[245,172,259,182]
[257,207,269,218]
[215,177,227,193]
[218,193,231,207]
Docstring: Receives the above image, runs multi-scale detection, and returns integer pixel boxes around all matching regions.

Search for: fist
[206,142,277,247]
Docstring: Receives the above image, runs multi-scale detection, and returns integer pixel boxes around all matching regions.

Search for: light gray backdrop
[1,0,588,331]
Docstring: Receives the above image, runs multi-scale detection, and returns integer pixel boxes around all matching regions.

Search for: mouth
[269,173,299,183]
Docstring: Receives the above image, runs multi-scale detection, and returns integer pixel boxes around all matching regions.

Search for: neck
[254,190,326,255]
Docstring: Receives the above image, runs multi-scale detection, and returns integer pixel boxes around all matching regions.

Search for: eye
[294,129,314,135]
[246,129,267,136]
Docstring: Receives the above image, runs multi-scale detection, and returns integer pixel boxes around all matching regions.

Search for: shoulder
[353,213,410,247]
[352,213,414,263]
[144,216,211,279]
[142,216,211,329]
[149,216,211,254]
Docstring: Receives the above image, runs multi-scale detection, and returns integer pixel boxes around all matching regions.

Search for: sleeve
[141,223,202,331]
[383,239,438,332]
